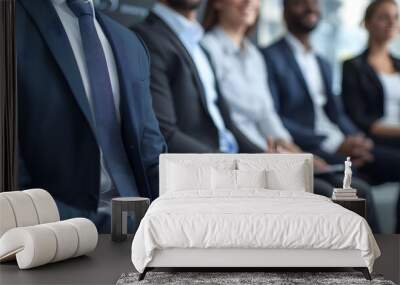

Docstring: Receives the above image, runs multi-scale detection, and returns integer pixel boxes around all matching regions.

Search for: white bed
[131,154,380,280]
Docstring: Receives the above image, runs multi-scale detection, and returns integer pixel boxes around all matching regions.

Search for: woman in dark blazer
[342,0,400,149]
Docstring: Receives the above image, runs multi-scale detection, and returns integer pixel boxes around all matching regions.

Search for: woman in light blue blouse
[201,0,300,153]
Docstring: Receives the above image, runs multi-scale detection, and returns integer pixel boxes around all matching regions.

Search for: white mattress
[131,190,380,273]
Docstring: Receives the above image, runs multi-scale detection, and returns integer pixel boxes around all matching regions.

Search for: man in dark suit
[132,0,263,154]
[261,0,400,232]
[17,0,166,232]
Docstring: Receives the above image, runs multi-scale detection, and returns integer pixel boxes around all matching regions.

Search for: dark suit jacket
[342,50,400,133]
[132,13,262,154]
[17,0,166,210]
[260,38,359,155]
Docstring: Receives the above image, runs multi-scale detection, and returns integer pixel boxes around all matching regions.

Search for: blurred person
[131,0,354,206]
[132,0,263,154]
[261,0,400,232]
[261,0,400,185]
[200,0,376,229]
[202,0,295,153]
[17,0,167,232]
[342,0,400,149]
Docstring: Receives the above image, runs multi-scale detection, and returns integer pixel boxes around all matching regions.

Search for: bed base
[138,267,371,281]
[138,248,372,281]
[138,268,149,281]
[354,267,372,280]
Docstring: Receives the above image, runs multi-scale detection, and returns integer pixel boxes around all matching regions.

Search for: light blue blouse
[202,27,292,150]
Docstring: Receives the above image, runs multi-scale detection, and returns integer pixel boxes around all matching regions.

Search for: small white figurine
[343,157,352,189]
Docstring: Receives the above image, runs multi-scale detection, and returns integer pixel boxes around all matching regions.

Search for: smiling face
[215,0,260,31]
[366,1,399,44]
[284,0,321,35]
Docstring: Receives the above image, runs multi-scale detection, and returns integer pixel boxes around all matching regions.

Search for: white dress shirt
[286,34,345,153]
[52,0,120,200]
[153,3,239,153]
[378,73,400,126]
[202,27,292,150]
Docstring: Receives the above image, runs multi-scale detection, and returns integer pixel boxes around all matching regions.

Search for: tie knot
[67,0,93,18]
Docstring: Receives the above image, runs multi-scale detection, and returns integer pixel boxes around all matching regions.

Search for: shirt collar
[285,33,314,56]
[212,27,251,56]
[52,0,95,15]
[153,3,204,50]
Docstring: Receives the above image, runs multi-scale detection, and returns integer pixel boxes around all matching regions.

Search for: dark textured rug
[116,272,396,285]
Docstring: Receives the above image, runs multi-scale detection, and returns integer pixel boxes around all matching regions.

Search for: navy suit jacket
[260,38,358,153]
[16,0,167,210]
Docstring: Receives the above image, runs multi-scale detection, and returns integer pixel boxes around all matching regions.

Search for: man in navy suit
[261,0,400,232]
[16,0,167,232]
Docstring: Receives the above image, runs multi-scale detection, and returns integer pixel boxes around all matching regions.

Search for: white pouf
[0,218,98,269]
[1,191,40,227]
[24,188,60,223]
[0,196,17,237]
[0,189,98,269]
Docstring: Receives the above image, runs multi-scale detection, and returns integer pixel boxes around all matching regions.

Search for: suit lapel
[280,39,311,96]
[148,13,209,113]
[96,12,140,139]
[316,57,329,90]
[316,56,339,119]
[360,51,385,102]
[19,0,95,131]
[200,45,224,105]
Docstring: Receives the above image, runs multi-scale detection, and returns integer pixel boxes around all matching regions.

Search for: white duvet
[131,190,380,273]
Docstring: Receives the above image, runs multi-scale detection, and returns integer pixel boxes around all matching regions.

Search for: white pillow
[167,163,210,191]
[237,169,268,189]
[266,169,306,191]
[166,159,236,192]
[211,169,236,190]
[237,158,307,192]
[211,169,268,190]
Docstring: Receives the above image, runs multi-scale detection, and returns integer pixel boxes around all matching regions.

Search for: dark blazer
[260,38,359,153]
[16,0,166,210]
[342,50,400,133]
[132,13,262,154]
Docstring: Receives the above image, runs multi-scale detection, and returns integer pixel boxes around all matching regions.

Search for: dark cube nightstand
[332,198,366,218]
[111,197,150,242]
